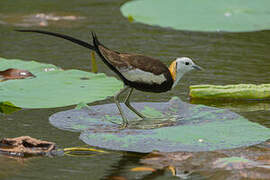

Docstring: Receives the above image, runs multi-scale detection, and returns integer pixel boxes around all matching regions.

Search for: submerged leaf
[121,0,270,32]
[213,157,257,170]
[0,57,123,108]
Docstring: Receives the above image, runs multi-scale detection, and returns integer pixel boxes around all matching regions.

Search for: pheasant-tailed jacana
[16,30,202,128]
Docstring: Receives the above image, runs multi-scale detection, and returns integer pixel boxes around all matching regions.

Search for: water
[0,0,269,179]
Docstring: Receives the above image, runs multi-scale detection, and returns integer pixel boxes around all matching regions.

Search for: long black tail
[91,31,129,83]
[15,29,95,50]
[16,29,129,83]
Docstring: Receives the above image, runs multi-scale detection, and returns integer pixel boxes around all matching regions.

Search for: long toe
[119,122,128,129]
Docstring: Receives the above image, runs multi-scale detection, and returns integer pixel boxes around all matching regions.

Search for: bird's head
[169,57,202,88]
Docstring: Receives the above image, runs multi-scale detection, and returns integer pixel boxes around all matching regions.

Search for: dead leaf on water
[0,68,35,81]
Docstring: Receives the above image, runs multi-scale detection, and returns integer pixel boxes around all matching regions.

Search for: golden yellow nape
[169,60,177,81]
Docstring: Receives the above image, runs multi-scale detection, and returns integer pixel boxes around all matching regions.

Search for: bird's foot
[107,119,128,129]
[119,122,128,129]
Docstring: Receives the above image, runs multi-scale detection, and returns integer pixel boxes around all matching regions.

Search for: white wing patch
[119,67,166,85]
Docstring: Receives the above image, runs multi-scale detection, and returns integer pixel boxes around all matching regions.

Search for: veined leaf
[121,0,270,32]
[0,57,123,108]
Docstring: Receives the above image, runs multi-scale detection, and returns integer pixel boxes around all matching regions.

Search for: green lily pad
[121,0,270,32]
[0,57,123,108]
[49,97,270,152]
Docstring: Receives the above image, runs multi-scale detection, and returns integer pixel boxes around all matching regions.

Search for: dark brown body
[16,30,174,92]
[94,39,174,93]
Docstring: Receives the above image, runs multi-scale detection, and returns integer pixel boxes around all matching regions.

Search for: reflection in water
[101,152,174,180]
[191,99,270,112]
[101,153,142,180]
[0,155,30,178]
[140,140,270,179]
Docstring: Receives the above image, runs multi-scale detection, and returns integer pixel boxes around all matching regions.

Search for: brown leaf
[0,68,35,81]
[0,136,55,157]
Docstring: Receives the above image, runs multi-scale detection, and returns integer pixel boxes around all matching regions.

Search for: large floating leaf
[190,84,270,100]
[49,97,270,152]
[121,0,270,32]
[0,58,123,108]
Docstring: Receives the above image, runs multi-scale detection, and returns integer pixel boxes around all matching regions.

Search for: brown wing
[98,45,169,75]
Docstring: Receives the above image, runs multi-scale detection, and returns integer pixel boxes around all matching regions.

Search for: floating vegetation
[49,97,270,152]
[0,57,122,108]
[190,84,270,100]
[121,0,270,32]
[0,102,21,114]
[0,136,55,157]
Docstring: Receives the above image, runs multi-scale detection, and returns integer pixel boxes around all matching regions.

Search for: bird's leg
[124,88,146,119]
[114,86,130,128]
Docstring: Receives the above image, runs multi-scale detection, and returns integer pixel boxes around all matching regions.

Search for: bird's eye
[185,62,190,65]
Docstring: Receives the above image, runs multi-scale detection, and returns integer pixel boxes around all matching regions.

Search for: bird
[16,29,202,128]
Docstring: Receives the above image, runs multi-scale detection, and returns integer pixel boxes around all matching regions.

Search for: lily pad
[121,0,270,32]
[0,58,123,108]
[49,97,270,152]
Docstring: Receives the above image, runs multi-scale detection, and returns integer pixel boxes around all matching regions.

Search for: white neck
[172,71,185,88]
